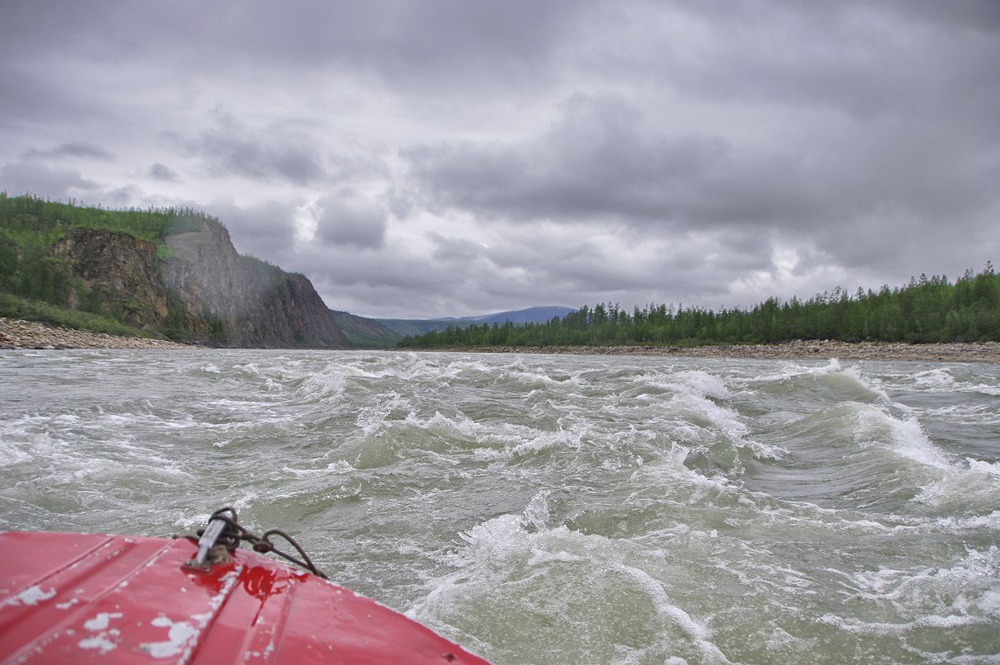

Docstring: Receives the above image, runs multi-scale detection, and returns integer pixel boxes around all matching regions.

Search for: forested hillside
[399,267,1000,349]
[330,310,401,348]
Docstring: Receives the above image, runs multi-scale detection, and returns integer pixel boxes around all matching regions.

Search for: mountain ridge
[441,306,576,324]
[373,306,575,340]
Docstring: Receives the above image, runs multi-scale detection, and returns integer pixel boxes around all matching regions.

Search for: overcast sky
[2,1,998,318]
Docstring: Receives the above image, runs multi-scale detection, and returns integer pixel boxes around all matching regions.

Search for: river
[2,349,998,664]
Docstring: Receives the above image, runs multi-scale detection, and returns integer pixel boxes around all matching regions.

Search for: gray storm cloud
[1,0,998,317]
[313,193,388,250]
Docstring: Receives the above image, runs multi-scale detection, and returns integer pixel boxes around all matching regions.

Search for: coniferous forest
[399,266,1000,349]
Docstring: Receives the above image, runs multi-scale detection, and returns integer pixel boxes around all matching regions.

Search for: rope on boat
[190,506,329,579]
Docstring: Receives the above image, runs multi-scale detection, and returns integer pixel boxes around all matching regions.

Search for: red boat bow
[0,531,491,664]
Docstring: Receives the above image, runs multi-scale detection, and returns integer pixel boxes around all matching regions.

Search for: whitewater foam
[3,350,998,665]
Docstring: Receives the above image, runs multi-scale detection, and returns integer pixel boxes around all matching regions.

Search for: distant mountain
[376,306,575,337]
[458,306,576,325]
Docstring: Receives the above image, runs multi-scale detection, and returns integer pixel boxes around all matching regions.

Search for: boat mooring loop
[187,507,328,579]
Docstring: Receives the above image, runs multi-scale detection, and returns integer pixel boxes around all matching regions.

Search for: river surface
[2,350,999,664]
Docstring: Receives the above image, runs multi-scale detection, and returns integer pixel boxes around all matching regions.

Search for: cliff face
[48,223,348,348]
[161,222,349,348]
[51,228,169,329]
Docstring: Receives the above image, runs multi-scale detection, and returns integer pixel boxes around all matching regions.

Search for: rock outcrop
[161,222,349,348]
[50,228,169,329]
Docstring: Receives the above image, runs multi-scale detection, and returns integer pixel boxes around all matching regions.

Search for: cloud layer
[2,0,998,317]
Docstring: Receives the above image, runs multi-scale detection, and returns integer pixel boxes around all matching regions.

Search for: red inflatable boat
[0,510,491,664]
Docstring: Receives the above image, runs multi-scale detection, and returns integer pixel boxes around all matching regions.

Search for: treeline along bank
[400,266,1000,349]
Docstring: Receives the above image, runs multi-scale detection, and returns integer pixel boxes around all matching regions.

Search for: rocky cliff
[161,222,348,347]
[47,223,348,348]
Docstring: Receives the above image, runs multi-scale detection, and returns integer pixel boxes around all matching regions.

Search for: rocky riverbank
[0,318,194,350]
[445,339,1000,363]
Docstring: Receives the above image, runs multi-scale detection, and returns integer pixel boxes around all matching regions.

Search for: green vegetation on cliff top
[0,192,216,241]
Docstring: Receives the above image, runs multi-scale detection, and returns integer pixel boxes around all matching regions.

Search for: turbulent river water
[2,349,998,664]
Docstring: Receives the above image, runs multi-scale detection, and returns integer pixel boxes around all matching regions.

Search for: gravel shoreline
[433,339,1000,363]
[1,318,194,350]
[4,318,1000,361]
